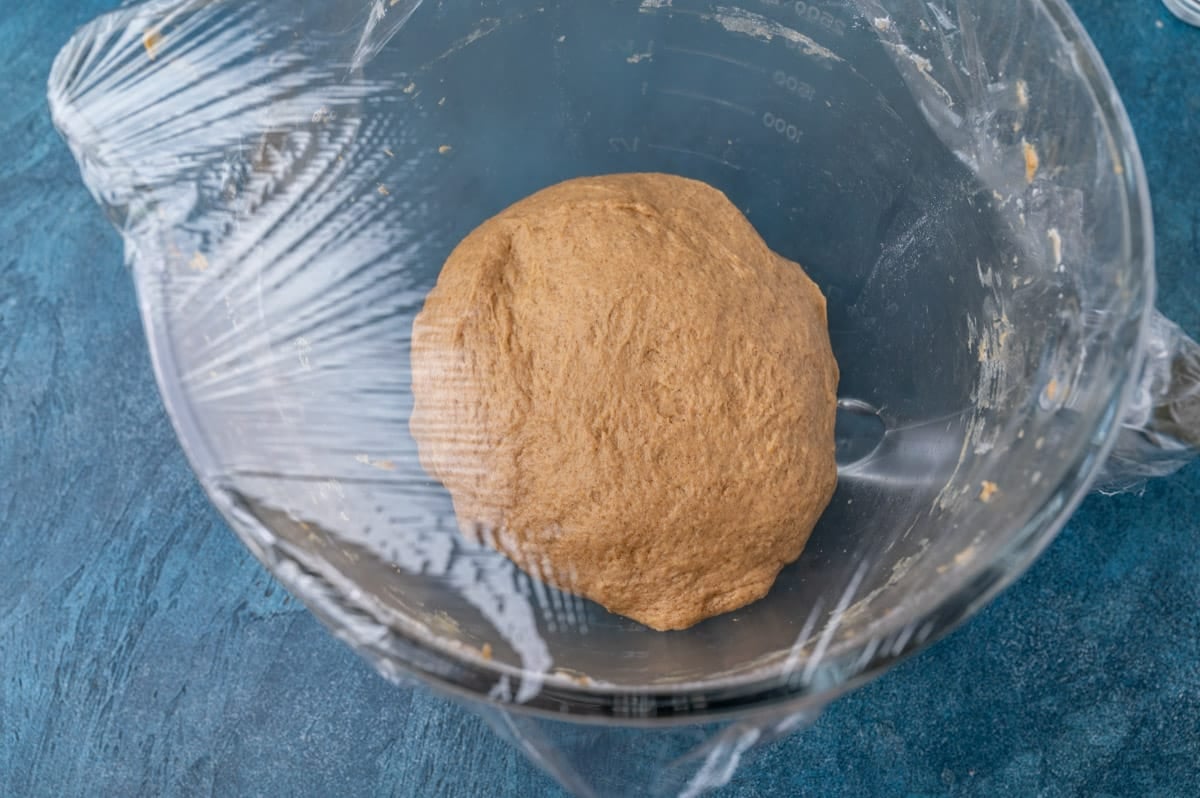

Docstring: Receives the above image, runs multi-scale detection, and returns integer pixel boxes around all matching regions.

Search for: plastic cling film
[48,0,1188,795]
[1098,311,1200,494]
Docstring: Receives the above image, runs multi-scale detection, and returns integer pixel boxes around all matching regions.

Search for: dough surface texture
[410,173,838,631]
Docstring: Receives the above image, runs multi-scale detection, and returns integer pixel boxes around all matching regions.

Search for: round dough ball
[410,173,839,631]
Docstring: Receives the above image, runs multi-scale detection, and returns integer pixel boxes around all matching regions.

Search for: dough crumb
[1022,139,1039,184]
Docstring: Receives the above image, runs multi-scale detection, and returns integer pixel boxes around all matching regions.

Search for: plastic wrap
[1098,311,1200,494]
[48,0,1193,794]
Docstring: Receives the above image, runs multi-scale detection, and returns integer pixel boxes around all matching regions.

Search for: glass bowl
[51,0,1193,793]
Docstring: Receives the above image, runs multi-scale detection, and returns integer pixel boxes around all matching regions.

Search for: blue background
[1,2,1197,795]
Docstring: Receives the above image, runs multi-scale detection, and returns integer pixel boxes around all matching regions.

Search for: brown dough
[410,173,839,631]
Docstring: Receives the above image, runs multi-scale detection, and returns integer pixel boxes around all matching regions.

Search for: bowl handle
[1164,0,1200,26]
[1097,311,1200,493]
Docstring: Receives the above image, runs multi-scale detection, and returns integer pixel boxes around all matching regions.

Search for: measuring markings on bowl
[762,110,804,143]
[772,70,816,100]
[754,0,848,36]
[657,87,756,116]
[790,0,847,35]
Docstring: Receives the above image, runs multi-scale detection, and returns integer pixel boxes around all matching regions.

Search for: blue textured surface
[1,2,1198,796]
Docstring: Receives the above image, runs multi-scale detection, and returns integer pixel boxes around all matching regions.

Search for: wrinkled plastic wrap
[48,0,1195,795]
[1099,311,1200,494]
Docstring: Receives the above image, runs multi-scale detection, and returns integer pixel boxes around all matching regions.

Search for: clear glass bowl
[51,0,1188,793]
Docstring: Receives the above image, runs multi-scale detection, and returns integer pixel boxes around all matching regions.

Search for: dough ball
[410,173,839,631]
